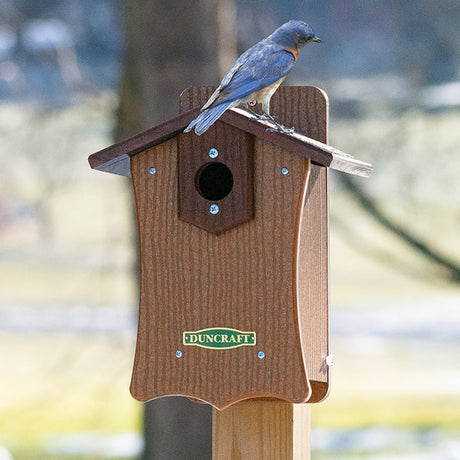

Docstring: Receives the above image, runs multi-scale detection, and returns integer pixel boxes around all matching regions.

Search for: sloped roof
[88,106,372,177]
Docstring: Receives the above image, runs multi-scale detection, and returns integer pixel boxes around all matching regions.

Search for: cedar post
[213,403,311,459]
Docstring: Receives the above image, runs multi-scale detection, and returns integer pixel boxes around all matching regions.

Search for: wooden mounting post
[213,403,311,460]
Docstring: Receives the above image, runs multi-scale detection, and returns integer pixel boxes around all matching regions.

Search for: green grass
[0,334,141,456]
[7,454,134,460]
[313,395,460,429]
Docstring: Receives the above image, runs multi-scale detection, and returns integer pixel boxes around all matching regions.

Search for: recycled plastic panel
[130,137,311,410]
[181,86,330,403]
[129,86,329,409]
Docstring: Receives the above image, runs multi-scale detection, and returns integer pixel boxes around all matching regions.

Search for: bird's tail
[184,102,233,135]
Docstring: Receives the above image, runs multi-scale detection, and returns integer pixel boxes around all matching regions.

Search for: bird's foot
[282,126,296,134]
[257,114,277,121]
[245,109,293,133]
[259,112,279,121]
[266,125,295,135]
[249,114,270,122]
[262,113,295,135]
[245,107,272,121]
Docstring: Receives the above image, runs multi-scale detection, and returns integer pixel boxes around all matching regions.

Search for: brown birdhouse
[89,86,371,410]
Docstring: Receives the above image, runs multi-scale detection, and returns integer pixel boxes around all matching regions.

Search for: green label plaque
[183,327,256,350]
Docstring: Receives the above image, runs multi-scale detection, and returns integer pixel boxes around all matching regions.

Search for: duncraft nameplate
[183,327,256,350]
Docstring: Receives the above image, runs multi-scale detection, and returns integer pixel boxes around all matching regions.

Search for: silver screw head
[208,148,218,159]
[209,204,219,214]
[149,167,156,175]
[176,350,183,358]
[281,167,289,175]
[257,351,265,359]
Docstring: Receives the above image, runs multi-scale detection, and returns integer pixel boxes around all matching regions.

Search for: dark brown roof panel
[89,106,372,178]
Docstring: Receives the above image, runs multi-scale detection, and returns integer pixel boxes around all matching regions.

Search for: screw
[209,204,219,214]
[257,351,265,359]
[176,350,183,358]
[208,148,218,159]
[281,167,289,175]
[149,167,156,175]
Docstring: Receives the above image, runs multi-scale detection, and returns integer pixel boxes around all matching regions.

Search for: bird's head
[271,20,321,51]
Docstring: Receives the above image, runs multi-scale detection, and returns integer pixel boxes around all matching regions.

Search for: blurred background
[0,0,459,459]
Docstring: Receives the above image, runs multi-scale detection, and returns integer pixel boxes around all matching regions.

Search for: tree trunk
[115,0,236,137]
[115,1,236,459]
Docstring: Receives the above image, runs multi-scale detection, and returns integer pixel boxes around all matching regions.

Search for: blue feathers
[184,101,234,135]
[216,50,295,105]
[184,20,320,135]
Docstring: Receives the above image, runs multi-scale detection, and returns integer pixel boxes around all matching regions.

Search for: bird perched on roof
[184,20,321,136]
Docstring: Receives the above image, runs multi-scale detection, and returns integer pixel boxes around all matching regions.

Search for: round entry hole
[196,162,233,201]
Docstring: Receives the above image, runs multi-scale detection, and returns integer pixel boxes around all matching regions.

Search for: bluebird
[184,20,321,135]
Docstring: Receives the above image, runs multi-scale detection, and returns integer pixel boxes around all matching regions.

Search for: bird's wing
[201,49,251,110]
[203,43,295,109]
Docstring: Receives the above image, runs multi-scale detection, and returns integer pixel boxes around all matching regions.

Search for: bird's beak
[312,36,322,43]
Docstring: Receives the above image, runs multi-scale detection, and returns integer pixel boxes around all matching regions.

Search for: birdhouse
[89,86,371,410]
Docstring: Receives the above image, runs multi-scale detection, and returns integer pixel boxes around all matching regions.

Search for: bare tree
[340,174,460,281]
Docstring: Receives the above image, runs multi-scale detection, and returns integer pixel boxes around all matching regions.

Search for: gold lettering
[184,329,256,348]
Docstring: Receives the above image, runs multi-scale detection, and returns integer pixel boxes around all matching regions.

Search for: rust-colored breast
[281,44,299,61]
[249,78,286,105]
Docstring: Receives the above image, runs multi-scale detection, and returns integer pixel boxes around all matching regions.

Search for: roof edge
[88,107,200,177]
[88,105,372,178]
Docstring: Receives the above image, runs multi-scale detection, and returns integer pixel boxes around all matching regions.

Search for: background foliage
[0,0,459,458]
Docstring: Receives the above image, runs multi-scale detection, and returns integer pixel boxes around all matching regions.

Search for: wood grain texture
[130,134,311,409]
[284,88,330,402]
[178,120,254,234]
[257,86,330,402]
[189,86,330,402]
[213,402,310,460]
